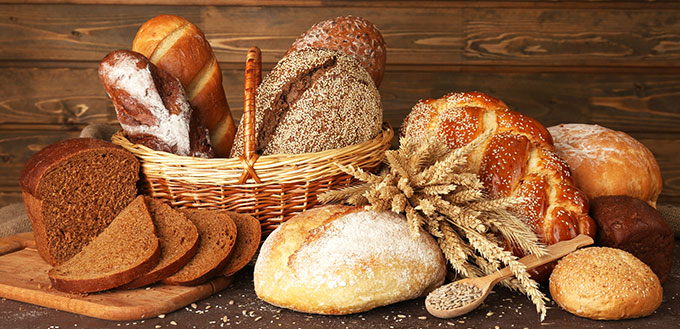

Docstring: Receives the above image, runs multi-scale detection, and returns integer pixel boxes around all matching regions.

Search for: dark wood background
[1,1,679,207]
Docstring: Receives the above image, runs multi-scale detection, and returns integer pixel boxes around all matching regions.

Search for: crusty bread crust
[254,205,446,315]
[119,197,200,289]
[162,209,237,286]
[549,247,662,320]
[221,211,262,277]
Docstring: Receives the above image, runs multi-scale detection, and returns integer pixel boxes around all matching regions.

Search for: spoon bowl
[425,234,594,319]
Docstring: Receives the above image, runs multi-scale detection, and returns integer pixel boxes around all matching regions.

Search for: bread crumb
[191,303,197,309]
[155,326,161,329]
[397,314,406,318]
[170,321,177,326]
[418,316,427,320]
[158,314,165,318]
[222,316,228,322]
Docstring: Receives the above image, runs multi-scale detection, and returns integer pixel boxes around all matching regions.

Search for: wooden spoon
[425,234,594,319]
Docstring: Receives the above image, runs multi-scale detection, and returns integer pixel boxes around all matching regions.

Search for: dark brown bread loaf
[162,209,237,286]
[221,212,261,277]
[590,195,673,283]
[231,48,382,156]
[120,197,199,289]
[287,16,387,87]
[99,49,214,158]
[19,138,140,266]
[48,196,160,293]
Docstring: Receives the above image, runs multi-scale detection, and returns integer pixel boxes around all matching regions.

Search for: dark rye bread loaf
[231,48,382,156]
[120,197,199,289]
[162,209,237,286]
[590,195,673,283]
[48,196,160,293]
[221,212,261,277]
[19,138,139,266]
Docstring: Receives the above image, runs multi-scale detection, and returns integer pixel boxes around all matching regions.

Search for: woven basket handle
[238,47,262,184]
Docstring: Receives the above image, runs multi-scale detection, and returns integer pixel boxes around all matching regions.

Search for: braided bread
[401,92,596,280]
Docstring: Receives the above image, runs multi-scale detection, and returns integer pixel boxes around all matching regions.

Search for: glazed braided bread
[401,92,596,280]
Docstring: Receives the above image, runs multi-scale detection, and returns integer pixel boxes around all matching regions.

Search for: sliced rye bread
[162,209,237,286]
[119,197,200,289]
[48,196,160,293]
[19,138,139,266]
[221,212,262,277]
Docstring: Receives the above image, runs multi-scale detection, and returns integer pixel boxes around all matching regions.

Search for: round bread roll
[287,16,387,87]
[253,205,446,315]
[231,48,383,157]
[549,247,663,320]
[547,124,662,207]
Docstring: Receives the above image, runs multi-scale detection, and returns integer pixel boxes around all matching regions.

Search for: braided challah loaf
[401,92,596,280]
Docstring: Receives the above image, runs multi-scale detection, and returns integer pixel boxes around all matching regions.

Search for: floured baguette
[48,196,160,293]
[119,197,199,289]
[162,209,237,286]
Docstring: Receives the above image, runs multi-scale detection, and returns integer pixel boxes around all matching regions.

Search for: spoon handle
[486,234,594,286]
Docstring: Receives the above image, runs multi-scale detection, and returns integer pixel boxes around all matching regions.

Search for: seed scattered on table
[427,282,483,311]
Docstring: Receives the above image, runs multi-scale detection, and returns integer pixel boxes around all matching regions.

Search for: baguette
[133,14,236,157]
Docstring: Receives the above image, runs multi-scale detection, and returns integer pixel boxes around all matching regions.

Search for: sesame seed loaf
[549,247,662,320]
[119,197,199,289]
[19,138,140,266]
[231,48,382,157]
[221,211,261,277]
[48,196,160,293]
[287,16,387,87]
[162,209,237,286]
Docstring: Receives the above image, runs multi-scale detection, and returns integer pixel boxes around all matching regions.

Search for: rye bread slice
[48,196,160,293]
[19,138,139,266]
[119,197,199,289]
[162,209,237,286]
[222,212,261,277]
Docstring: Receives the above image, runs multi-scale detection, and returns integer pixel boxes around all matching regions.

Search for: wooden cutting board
[0,232,233,321]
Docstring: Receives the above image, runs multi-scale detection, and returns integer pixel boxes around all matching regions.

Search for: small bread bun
[549,247,663,320]
[547,124,662,207]
[253,205,446,315]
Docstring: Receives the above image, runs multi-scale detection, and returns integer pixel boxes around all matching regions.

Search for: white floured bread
[253,205,446,315]
[547,123,662,207]
[549,247,663,320]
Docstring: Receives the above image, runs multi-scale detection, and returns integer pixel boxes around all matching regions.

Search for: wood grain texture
[1,5,680,67]
[0,243,234,321]
[2,66,679,134]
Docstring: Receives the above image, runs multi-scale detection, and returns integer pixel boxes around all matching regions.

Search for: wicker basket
[111,47,393,235]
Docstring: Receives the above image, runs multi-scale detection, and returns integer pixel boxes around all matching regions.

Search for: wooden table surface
[0,239,677,329]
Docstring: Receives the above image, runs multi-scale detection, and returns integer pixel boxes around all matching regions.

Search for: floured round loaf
[254,205,446,315]
[547,123,662,207]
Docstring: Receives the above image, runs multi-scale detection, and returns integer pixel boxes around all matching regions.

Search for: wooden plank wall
[1,1,679,207]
